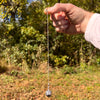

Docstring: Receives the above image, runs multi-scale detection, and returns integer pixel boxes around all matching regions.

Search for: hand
[44,3,93,34]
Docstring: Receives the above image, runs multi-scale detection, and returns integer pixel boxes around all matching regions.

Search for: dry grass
[0,60,100,100]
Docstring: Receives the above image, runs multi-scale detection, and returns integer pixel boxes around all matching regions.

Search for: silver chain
[46,9,50,90]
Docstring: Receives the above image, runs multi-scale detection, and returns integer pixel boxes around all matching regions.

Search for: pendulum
[45,8,52,97]
[46,89,52,97]
[45,82,52,97]
[45,0,61,97]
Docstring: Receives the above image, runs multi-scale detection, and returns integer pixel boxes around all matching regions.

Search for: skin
[44,3,94,34]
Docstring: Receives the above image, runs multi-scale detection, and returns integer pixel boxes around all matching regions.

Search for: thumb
[44,3,74,14]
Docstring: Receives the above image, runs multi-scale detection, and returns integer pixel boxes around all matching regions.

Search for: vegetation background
[0,0,100,99]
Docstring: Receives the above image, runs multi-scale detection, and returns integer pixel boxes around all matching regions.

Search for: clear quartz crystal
[46,89,52,97]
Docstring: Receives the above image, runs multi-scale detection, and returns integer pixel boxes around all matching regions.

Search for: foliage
[0,0,100,70]
[0,0,27,21]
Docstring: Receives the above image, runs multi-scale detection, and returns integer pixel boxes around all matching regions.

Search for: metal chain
[46,9,50,90]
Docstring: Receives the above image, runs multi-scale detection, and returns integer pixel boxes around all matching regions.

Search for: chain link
[46,9,50,90]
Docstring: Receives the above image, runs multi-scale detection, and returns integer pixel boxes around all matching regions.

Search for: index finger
[44,3,74,15]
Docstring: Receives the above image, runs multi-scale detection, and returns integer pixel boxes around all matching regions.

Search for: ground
[0,65,100,100]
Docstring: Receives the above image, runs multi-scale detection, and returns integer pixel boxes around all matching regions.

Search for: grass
[0,64,100,100]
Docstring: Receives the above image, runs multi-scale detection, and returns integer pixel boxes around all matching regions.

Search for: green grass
[0,66,100,100]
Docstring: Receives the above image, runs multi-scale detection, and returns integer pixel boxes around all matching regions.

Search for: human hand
[44,3,93,34]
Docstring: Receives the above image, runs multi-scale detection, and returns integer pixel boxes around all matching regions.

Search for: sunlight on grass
[0,66,100,99]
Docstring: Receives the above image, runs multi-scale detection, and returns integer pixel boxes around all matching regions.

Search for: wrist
[81,11,94,33]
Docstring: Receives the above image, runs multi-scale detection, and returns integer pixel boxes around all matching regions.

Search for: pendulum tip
[45,89,52,97]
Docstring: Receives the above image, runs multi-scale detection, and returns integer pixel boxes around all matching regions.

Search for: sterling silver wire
[46,9,50,90]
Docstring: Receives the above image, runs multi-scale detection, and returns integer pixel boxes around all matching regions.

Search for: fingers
[52,17,80,34]
[44,3,74,14]
[55,24,79,34]
[56,25,69,33]
[50,12,70,34]
[53,19,70,33]
[50,12,66,21]
[44,3,82,34]
[53,19,69,27]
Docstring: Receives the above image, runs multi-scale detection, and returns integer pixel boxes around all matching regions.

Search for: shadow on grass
[0,65,8,74]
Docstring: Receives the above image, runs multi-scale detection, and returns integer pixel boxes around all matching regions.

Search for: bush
[0,0,100,70]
